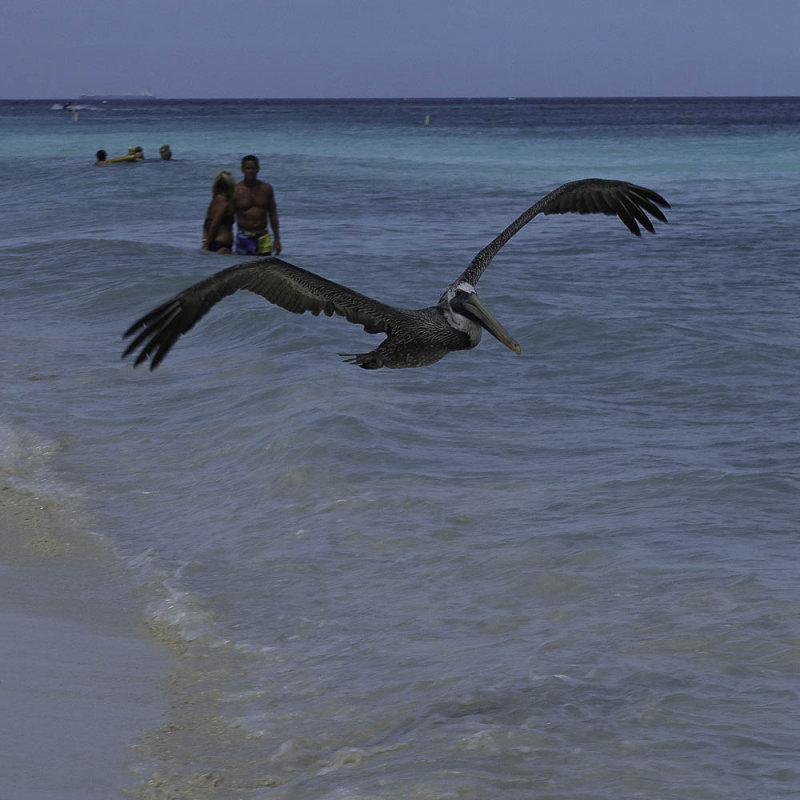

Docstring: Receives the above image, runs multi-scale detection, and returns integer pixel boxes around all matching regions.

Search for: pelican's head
[440,281,522,354]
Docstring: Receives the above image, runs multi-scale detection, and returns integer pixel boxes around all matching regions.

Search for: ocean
[1,96,799,799]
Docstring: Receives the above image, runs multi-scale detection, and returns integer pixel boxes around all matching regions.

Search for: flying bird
[122,178,669,371]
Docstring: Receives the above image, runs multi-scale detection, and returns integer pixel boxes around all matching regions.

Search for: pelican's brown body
[123,179,669,371]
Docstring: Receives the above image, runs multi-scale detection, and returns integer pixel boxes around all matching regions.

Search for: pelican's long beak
[463,293,522,355]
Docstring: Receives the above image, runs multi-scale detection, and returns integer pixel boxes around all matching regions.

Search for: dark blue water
[1,97,799,799]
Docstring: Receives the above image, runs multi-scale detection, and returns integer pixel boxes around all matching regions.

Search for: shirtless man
[233,155,281,256]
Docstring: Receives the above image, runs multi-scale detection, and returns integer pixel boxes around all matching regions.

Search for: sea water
[1,97,799,799]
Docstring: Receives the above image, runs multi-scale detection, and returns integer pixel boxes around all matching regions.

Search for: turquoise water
[2,97,800,799]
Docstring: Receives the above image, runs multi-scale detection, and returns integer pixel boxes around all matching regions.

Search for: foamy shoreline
[0,483,173,800]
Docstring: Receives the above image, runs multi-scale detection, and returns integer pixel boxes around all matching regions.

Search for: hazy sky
[3,0,798,98]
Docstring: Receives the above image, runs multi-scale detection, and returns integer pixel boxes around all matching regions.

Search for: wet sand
[0,483,172,800]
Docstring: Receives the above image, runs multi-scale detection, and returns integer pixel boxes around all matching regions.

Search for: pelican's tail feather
[338,352,384,369]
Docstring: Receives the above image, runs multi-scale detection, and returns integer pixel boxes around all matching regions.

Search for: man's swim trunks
[235,230,272,256]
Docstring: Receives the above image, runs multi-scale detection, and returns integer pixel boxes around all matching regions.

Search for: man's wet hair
[241,154,259,168]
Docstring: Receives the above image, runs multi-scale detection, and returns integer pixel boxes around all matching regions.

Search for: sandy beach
[0,483,172,800]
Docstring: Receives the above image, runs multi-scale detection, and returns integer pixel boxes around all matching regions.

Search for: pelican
[122,178,668,370]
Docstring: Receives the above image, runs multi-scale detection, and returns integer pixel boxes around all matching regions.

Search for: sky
[2,0,798,98]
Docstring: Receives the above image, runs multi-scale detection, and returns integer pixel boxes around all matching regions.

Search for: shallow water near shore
[2,97,800,798]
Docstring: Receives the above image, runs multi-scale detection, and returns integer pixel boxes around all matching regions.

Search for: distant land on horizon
[78,90,155,100]
[3,93,799,102]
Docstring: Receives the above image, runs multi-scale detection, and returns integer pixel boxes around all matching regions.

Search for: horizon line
[3,93,799,102]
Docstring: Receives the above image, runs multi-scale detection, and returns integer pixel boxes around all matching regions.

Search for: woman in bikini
[202,171,236,254]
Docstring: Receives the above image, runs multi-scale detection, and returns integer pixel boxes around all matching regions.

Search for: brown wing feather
[122,256,408,369]
[458,178,669,286]
[540,178,669,234]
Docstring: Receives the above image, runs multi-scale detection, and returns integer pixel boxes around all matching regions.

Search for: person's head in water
[159,144,172,160]
[95,149,107,163]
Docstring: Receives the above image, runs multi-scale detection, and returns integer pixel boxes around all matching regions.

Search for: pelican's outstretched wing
[122,256,408,369]
[460,178,670,287]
